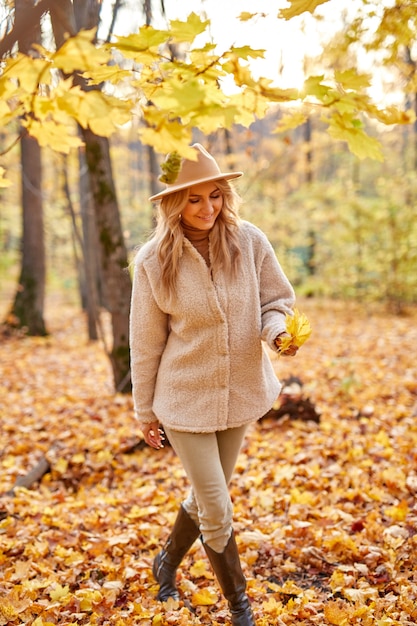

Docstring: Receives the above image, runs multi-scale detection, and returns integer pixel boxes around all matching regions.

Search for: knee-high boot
[152,505,200,601]
[202,531,256,626]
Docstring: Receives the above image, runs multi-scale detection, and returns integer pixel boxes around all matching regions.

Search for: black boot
[152,505,200,601]
[203,531,256,626]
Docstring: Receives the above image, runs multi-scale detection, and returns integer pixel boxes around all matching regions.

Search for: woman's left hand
[274,333,299,356]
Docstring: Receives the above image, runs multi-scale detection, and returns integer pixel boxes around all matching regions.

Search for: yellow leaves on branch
[280,308,312,352]
[327,113,384,162]
[275,69,415,161]
[0,9,414,162]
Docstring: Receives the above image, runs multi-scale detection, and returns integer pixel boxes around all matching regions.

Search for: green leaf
[279,0,331,20]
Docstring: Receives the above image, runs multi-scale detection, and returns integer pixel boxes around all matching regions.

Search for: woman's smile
[181,181,223,230]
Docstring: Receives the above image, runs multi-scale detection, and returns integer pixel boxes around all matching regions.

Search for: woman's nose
[202,198,214,212]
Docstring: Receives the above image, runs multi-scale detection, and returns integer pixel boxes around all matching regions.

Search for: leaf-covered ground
[1,300,417,625]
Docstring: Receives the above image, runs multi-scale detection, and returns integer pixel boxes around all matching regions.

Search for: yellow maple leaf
[22,119,83,154]
[327,113,384,161]
[189,558,212,578]
[139,122,193,157]
[0,598,18,621]
[170,12,209,43]
[53,28,111,74]
[4,54,51,93]
[335,69,371,91]
[279,0,330,20]
[279,308,312,352]
[275,110,308,133]
[384,500,409,522]
[324,600,352,625]
[261,595,284,616]
[49,583,70,602]
[191,587,218,606]
[75,589,103,611]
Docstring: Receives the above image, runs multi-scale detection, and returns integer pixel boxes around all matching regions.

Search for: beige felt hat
[149,143,243,202]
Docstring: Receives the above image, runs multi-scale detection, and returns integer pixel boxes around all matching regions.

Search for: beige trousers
[164,424,249,552]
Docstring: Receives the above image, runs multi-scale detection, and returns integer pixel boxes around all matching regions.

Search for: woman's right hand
[140,421,165,449]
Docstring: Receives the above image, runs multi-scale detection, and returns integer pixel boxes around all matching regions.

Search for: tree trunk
[79,147,100,340]
[50,0,132,391]
[82,129,131,391]
[8,0,47,336]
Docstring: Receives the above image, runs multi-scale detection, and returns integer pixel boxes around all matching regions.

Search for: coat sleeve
[129,257,169,423]
[258,234,296,351]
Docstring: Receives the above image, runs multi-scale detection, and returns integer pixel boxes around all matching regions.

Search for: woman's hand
[140,421,165,449]
[274,333,299,357]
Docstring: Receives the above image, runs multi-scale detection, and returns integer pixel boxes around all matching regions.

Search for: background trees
[0,0,416,388]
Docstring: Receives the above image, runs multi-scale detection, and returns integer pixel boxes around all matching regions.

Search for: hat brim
[149,172,243,202]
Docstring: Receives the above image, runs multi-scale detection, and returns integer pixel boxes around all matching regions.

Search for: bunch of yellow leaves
[279,308,312,353]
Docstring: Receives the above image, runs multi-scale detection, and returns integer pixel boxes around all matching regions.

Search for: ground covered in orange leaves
[1,299,417,625]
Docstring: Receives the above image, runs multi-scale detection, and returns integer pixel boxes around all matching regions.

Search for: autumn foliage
[1,299,417,625]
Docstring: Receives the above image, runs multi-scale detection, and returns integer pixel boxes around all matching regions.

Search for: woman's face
[181,181,223,230]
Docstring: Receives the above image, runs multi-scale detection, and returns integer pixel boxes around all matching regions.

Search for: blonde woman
[130,144,297,625]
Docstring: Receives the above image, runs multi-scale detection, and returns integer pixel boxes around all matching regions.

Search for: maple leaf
[327,113,384,161]
[139,121,193,157]
[279,0,331,20]
[53,28,111,73]
[324,600,352,625]
[170,12,210,43]
[49,584,70,602]
[335,69,372,91]
[279,308,312,352]
[230,45,266,61]
[275,110,308,132]
[191,587,218,606]
[21,119,83,154]
[3,54,51,92]
[189,559,212,578]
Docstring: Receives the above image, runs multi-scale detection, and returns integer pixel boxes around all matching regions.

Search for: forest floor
[1,298,417,625]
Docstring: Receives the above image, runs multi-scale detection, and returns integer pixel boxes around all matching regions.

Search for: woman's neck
[181,221,210,266]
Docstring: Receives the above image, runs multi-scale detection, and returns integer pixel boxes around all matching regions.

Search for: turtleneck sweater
[181,221,210,267]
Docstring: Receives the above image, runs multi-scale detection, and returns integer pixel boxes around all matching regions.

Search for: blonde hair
[154,179,242,298]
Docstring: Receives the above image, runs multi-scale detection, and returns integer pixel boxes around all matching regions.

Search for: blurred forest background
[0,0,416,390]
[1,3,417,623]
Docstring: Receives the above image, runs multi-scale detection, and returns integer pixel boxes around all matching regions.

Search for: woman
[130,144,297,625]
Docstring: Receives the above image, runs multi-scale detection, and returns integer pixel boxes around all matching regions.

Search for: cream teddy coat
[130,220,295,433]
